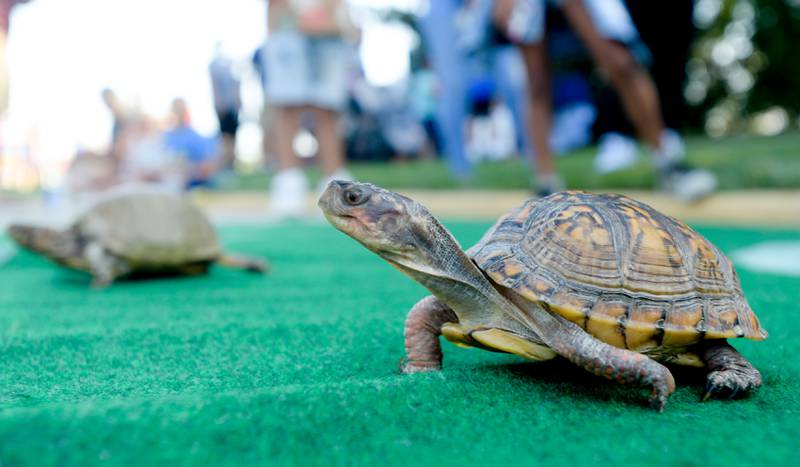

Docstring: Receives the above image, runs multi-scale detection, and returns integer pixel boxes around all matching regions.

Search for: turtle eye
[343,187,367,206]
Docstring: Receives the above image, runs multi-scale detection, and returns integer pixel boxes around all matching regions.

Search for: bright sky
[4,0,421,171]
[6,0,266,155]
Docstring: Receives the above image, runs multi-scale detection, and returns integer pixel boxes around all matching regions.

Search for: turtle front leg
[402,295,458,374]
[701,340,762,401]
[85,242,130,288]
[537,313,675,411]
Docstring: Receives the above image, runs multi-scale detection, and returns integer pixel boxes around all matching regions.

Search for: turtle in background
[7,190,268,287]
[319,181,767,411]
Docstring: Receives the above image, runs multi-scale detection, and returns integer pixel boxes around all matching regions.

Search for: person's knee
[311,106,340,123]
[521,46,550,99]
[601,44,641,84]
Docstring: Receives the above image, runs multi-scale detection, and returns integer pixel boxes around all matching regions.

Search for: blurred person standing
[593,0,694,175]
[0,0,29,116]
[209,43,241,171]
[418,0,472,178]
[164,98,219,189]
[265,0,355,218]
[101,88,132,169]
[494,0,716,201]
[408,62,440,158]
[252,41,277,167]
[0,0,30,182]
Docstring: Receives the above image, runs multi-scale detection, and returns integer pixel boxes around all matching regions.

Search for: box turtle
[319,182,767,411]
[8,190,267,287]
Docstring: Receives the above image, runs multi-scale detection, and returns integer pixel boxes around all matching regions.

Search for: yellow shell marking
[441,322,477,349]
[585,300,627,348]
[441,323,556,361]
[471,329,557,361]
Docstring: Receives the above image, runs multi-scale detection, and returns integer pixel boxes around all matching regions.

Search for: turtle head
[319,181,465,277]
[7,224,86,269]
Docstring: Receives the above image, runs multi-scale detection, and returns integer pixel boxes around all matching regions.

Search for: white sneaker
[317,168,355,195]
[594,133,638,174]
[651,128,687,169]
[269,168,309,220]
[534,172,565,198]
[659,164,718,203]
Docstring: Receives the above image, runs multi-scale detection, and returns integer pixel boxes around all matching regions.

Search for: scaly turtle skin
[319,182,766,411]
[8,191,267,287]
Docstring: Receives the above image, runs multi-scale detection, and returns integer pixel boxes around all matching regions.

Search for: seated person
[164,99,221,189]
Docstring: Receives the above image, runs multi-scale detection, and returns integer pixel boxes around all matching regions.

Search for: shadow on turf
[49,269,231,288]
[475,359,716,408]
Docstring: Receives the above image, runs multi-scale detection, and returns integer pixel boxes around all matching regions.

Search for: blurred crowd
[0,0,730,216]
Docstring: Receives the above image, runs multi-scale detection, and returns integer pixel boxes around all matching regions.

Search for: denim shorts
[265,31,350,111]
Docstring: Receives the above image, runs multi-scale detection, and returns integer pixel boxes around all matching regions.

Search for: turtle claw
[648,390,668,413]
[702,368,761,401]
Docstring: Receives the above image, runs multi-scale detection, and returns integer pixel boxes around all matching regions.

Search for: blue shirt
[164,126,218,164]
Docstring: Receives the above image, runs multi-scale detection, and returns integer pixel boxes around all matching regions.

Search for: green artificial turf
[0,223,799,466]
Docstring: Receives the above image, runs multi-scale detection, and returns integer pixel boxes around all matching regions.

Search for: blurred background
[0,0,797,226]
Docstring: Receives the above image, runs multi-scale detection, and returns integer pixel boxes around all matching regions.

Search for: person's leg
[274,105,303,170]
[560,0,663,150]
[264,31,313,216]
[311,106,345,176]
[419,0,471,178]
[220,134,236,169]
[269,104,310,217]
[492,45,533,160]
[217,110,239,170]
[308,36,352,188]
[519,43,559,192]
[564,0,716,202]
[495,0,561,195]
[261,100,278,169]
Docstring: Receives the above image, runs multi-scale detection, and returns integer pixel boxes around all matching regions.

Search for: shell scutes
[471,192,767,346]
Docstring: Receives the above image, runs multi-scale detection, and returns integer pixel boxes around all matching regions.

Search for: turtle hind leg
[85,242,130,288]
[529,310,675,411]
[700,340,762,401]
[7,224,82,265]
[402,295,458,374]
[216,253,269,274]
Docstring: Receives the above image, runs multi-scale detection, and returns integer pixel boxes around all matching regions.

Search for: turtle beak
[318,180,352,214]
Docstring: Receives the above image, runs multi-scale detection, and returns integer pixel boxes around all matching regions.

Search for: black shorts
[217,110,239,136]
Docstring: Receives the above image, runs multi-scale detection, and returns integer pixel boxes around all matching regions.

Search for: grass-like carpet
[0,222,798,466]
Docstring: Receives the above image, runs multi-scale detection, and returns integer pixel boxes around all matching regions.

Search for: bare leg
[402,295,458,374]
[534,310,675,411]
[518,43,556,181]
[311,106,345,176]
[275,105,304,170]
[701,340,762,400]
[561,0,664,150]
[84,242,130,288]
[221,134,237,169]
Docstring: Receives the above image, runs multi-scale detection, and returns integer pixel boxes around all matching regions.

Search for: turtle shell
[75,191,221,267]
[470,191,767,353]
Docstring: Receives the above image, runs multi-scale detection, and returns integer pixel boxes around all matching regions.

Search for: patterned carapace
[470,191,767,352]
